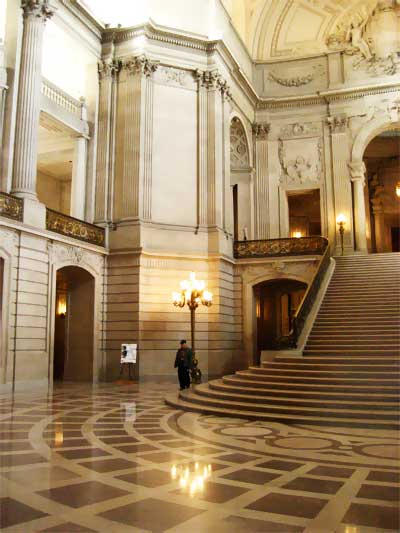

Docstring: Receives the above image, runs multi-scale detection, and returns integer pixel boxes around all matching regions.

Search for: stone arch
[351,113,400,165]
[48,254,103,385]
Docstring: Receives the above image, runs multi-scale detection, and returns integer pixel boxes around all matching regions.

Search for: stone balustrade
[0,191,24,221]
[233,236,328,259]
[41,78,85,118]
[46,208,105,247]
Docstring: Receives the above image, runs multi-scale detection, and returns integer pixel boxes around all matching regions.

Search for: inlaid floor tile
[56,448,111,460]
[356,483,400,501]
[256,459,303,471]
[217,452,261,463]
[2,465,80,488]
[366,470,400,483]
[283,476,343,494]
[221,514,304,532]
[99,497,204,531]
[220,468,280,485]
[116,468,172,487]
[307,465,355,478]
[41,521,96,532]
[78,458,138,473]
[37,481,130,508]
[343,502,400,530]
[0,497,48,529]
[246,491,328,518]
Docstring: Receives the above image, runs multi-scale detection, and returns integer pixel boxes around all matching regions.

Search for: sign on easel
[120,344,137,379]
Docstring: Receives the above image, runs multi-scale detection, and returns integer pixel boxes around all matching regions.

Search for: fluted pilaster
[12,0,53,199]
[252,122,270,239]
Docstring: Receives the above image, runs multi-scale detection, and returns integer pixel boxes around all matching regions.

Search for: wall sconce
[336,213,346,256]
[56,292,67,317]
[293,231,302,238]
[396,181,400,198]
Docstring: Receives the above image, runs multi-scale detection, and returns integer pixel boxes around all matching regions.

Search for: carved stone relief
[280,122,320,139]
[326,1,400,76]
[268,64,325,87]
[327,114,349,134]
[0,228,19,253]
[230,118,249,169]
[195,69,232,99]
[48,242,104,275]
[278,138,322,185]
[155,66,192,88]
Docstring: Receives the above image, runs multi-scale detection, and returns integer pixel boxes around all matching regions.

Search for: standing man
[174,340,193,390]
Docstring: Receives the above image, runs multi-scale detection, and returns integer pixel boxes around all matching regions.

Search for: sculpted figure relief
[327,1,399,75]
[279,140,321,185]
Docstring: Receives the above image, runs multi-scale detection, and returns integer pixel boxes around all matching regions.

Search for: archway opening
[288,189,321,238]
[254,278,307,365]
[230,117,251,241]
[364,129,400,253]
[54,266,94,382]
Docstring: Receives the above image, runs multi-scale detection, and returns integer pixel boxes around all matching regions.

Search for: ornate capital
[348,160,366,183]
[327,114,348,134]
[98,59,120,81]
[195,69,232,98]
[252,122,270,139]
[121,55,158,77]
[21,0,54,21]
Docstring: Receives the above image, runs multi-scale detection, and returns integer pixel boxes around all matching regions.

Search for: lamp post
[172,272,213,384]
[336,213,346,256]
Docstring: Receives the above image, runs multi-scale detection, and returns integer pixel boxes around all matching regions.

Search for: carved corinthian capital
[98,58,120,81]
[21,0,54,20]
[252,122,270,139]
[327,114,348,134]
[348,160,366,184]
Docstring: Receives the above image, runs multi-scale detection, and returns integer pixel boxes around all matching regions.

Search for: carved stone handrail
[41,78,84,118]
[234,236,327,259]
[0,191,23,221]
[46,209,105,247]
[278,238,330,349]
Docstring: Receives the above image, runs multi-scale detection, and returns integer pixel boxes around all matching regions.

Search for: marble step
[203,382,398,410]
[275,356,399,365]
[222,375,399,394]
[303,349,399,356]
[210,379,398,402]
[165,392,400,430]
[246,366,397,378]
[265,362,399,371]
[234,370,399,386]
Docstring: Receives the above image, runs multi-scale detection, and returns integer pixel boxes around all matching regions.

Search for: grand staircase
[166,253,400,429]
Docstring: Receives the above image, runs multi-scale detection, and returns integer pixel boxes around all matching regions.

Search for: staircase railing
[0,191,23,221]
[234,236,327,259]
[280,237,330,348]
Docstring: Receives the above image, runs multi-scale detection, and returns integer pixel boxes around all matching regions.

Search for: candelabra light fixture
[172,272,213,384]
[336,213,346,256]
[396,181,400,198]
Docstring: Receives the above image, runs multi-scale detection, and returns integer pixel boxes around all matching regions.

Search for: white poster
[121,344,137,363]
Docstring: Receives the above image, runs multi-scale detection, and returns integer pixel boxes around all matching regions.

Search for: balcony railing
[234,236,327,259]
[0,191,23,221]
[46,209,105,247]
[41,78,85,118]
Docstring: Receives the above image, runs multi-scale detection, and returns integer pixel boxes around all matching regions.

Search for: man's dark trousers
[178,366,190,389]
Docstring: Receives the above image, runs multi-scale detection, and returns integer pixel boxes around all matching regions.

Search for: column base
[22,198,46,229]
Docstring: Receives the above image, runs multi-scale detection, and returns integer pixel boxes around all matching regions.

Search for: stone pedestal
[11,0,53,200]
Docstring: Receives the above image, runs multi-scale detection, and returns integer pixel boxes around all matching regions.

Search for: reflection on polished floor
[0,383,399,532]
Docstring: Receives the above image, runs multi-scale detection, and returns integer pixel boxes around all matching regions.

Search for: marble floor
[0,382,399,533]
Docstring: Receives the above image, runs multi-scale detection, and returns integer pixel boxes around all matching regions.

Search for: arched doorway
[230,117,251,241]
[364,129,400,253]
[254,278,307,365]
[54,266,95,382]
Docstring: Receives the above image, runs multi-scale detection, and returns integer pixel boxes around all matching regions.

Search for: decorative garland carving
[280,122,319,138]
[268,64,324,87]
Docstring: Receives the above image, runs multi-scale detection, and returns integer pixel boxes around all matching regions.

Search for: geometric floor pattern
[0,382,399,532]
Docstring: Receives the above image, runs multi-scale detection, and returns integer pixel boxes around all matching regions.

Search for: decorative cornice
[326,114,348,134]
[252,122,270,139]
[21,0,54,21]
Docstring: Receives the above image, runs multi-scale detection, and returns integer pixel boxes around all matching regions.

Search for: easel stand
[119,362,135,380]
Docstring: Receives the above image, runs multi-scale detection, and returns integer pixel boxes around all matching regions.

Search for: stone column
[372,201,386,253]
[327,114,354,254]
[349,161,368,253]
[195,70,208,228]
[94,56,119,223]
[11,0,53,200]
[252,122,270,240]
[0,44,7,159]
[70,136,87,219]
